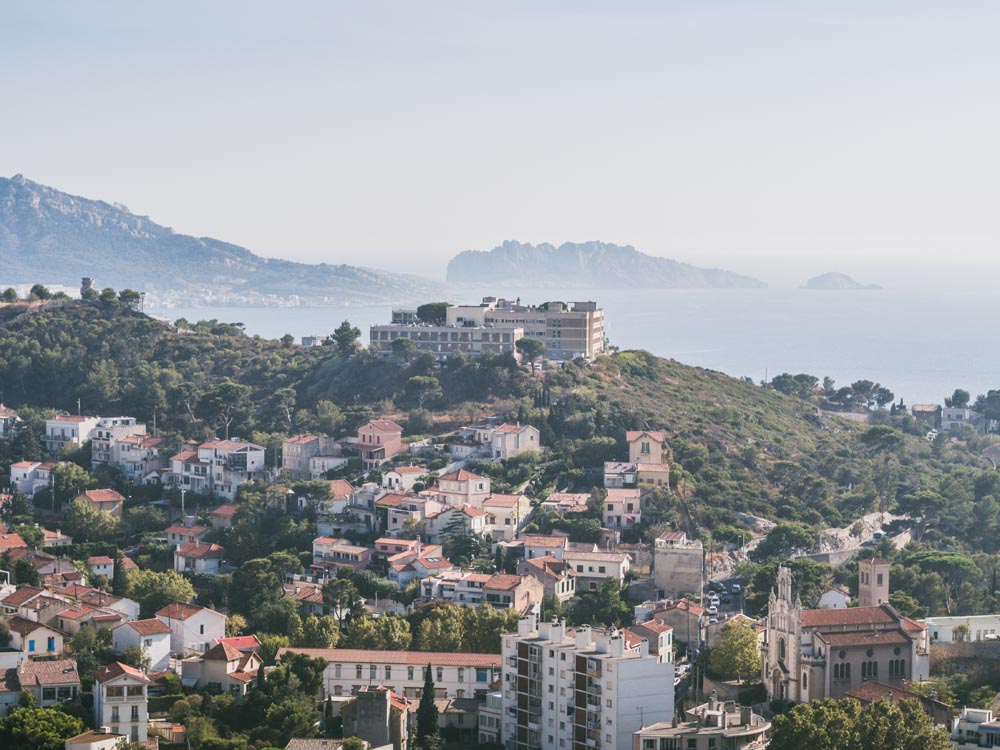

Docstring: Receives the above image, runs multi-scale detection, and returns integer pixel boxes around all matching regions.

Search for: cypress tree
[416,663,439,748]
[111,551,128,597]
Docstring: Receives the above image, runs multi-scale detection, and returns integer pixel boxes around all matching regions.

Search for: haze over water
[152,285,995,407]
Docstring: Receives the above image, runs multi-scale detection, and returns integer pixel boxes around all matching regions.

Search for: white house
[482,493,531,541]
[94,662,150,744]
[44,415,101,453]
[17,658,80,707]
[490,423,541,460]
[112,619,172,671]
[180,641,261,696]
[817,587,852,609]
[563,549,630,590]
[382,466,425,493]
[88,556,115,580]
[167,439,267,500]
[174,542,225,574]
[155,602,226,654]
[277,646,501,700]
[523,534,570,561]
[604,488,642,530]
[6,615,64,657]
[436,470,491,508]
[923,614,1000,643]
[65,731,127,750]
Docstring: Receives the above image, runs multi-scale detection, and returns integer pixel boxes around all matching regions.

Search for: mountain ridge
[0,174,444,306]
[446,240,767,288]
[803,272,882,291]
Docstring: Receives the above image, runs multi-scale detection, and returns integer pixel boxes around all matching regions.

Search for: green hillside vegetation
[2,300,1000,618]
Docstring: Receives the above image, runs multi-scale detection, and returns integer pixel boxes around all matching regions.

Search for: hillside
[0,174,443,306]
[446,240,767,288]
[0,300,985,545]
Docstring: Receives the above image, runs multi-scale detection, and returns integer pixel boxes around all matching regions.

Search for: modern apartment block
[370,297,606,361]
[501,615,674,750]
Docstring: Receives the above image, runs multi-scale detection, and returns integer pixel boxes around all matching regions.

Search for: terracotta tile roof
[361,419,403,433]
[165,524,209,537]
[79,488,125,503]
[389,466,424,474]
[124,618,172,636]
[656,599,704,617]
[800,604,898,628]
[54,415,93,423]
[564,551,628,563]
[632,620,673,635]
[203,642,244,661]
[626,430,665,443]
[120,556,139,570]
[2,586,44,606]
[66,732,127,745]
[156,602,208,620]
[485,574,526,591]
[326,480,355,499]
[438,469,486,482]
[636,462,669,472]
[7,614,57,636]
[284,740,346,750]
[176,542,224,559]
[524,534,569,548]
[0,533,28,550]
[844,679,922,703]
[277,647,501,668]
[902,616,927,633]
[817,630,911,647]
[19,659,79,686]
[9,461,39,469]
[375,493,409,508]
[88,556,115,566]
[95,662,150,684]
[416,557,455,570]
[285,434,323,445]
[483,493,526,507]
[218,635,262,651]
[212,503,240,517]
[171,450,199,462]
[494,423,530,434]
[453,505,486,517]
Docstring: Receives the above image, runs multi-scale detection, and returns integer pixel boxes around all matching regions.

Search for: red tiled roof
[438,469,486,482]
[125,619,172,635]
[165,524,208,537]
[633,620,673,634]
[218,635,262,651]
[657,531,687,542]
[524,534,569,548]
[203,642,244,661]
[211,503,240,517]
[485,574,525,591]
[657,599,705,617]
[494,423,530,434]
[171,450,199,462]
[156,602,207,620]
[376,493,409,508]
[327,480,355,499]
[95,662,150,684]
[606,488,641,501]
[88,556,115,566]
[285,434,323,445]
[200,439,264,451]
[79,489,125,503]
[844,679,925,704]
[2,586,44,607]
[9,461,39,469]
[53,415,93,423]
[0,533,28,550]
[800,605,898,628]
[389,466,424,475]
[483,493,526,507]
[277,647,501,668]
[817,630,911,647]
[176,542,224,559]
[19,659,79,686]
[7,614,58,636]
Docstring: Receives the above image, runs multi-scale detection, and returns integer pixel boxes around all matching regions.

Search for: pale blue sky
[2,2,999,286]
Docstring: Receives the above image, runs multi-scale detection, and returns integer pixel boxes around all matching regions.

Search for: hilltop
[803,272,882,290]
[446,240,767,288]
[0,174,443,306]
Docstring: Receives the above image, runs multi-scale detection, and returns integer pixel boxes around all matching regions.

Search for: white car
[731,583,742,594]
[707,605,719,616]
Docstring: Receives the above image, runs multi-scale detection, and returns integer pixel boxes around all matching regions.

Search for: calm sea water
[151,287,998,405]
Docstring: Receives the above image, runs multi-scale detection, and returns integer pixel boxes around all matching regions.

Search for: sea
[149,287,998,406]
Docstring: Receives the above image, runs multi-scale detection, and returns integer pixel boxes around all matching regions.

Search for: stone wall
[930,641,1000,681]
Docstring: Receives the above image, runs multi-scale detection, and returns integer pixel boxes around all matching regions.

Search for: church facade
[761,562,929,703]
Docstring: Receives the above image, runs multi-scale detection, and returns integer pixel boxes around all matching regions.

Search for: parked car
[707,605,719,616]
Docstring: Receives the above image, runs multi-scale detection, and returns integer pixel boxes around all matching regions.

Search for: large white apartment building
[276,647,502,701]
[370,297,606,361]
[501,616,674,750]
[166,439,267,500]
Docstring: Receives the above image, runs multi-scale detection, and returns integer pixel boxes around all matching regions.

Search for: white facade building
[501,615,674,750]
[155,602,226,654]
[93,662,150,744]
[112,618,172,671]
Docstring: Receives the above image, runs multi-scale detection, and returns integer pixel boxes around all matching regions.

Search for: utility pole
[180,489,186,521]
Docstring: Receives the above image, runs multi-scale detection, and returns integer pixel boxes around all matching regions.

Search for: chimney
[575,625,592,649]
[740,706,752,726]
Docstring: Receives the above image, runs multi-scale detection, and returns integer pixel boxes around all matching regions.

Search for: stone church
[761,559,929,703]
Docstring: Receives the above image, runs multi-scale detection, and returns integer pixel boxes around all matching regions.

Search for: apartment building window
[111,707,120,722]
[408,667,415,680]
[335,664,342,679]
[131,706,139,721]
[437,668,443,682]
[385,666,392,680]
[356,665,363,679]
[370,665,377,679]
[127,686,144,697]
[458,668,464,681]
[42,688,56,701]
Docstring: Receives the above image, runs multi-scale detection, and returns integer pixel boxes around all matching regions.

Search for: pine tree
[416,663,439,749]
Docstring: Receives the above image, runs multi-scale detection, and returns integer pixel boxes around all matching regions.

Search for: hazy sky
[3,2,999,286]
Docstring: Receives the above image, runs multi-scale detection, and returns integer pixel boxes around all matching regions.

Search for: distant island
[803,272,882,291]
[0,174,444,307]
[446,240,767,289]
